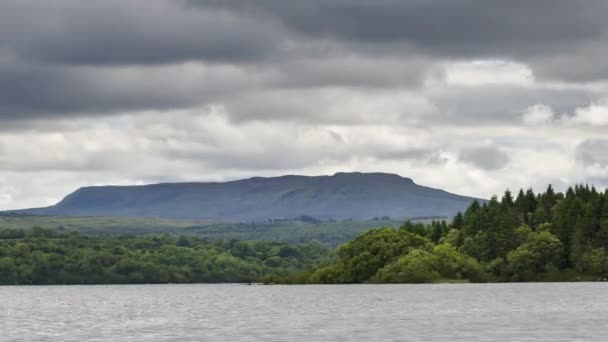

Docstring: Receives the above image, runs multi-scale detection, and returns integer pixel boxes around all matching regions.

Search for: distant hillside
[10,172,483,221]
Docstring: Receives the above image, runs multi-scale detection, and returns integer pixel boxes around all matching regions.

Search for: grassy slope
[0,215,411,246]
[0,215,209,231]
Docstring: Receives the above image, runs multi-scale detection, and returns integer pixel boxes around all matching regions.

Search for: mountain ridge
[9,172,483,221]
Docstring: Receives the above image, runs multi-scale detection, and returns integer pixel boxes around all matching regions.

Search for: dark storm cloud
[0,0,281,66]
[5,0,607,69]
[192,0,608,79]
[195,0,603,45]
[0,0,427,119]
[274,56,432,89]
[0,58,276,118]
[0,0,283,118]
[0,63,198,117]
[5,0,608,68]
[0,0,607,120]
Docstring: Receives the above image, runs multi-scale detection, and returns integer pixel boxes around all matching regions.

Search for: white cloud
[570,99,608,126]
[0,192,12,208]
[443,60,535,87]
[521,100,608,128]
[0,109,438,209]
[1,106,605,210]
[522,104,555,125]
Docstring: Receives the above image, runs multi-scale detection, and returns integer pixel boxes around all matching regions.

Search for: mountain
[11,172,483,221]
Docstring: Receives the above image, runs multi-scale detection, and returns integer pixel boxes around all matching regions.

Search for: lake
[1,283,607,341]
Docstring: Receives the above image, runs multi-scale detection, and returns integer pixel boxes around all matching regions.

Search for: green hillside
[0,214,409,246]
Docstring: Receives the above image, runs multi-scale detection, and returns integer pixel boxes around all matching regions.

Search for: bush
[373,250,441,284]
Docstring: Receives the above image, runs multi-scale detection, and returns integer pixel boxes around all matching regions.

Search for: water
[1,283,607,341]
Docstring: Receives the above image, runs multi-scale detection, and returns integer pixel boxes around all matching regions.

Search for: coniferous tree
[495,197,518,258]
[515,189,526,215]
[597,196,608,249]
[542,184,557,213]
[571,204,594,271]
[523,189,538,223]
[452,212,464,230]
[462,201,483,237]
[501,190,514,208]
[530,205,550,228]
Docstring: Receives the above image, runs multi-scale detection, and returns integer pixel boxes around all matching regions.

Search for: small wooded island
[1,185,607,285]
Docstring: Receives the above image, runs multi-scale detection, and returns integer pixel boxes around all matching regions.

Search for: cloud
[425,83,595,126]
[522,104,555,125]
[575,139,608,185]
[444,60,534,87]
[193,0,608,81]
[274,54,433,89]
[224,87,436,124]
[0,108,603,209]
[570,99,608,126]
[0,108,435,175]
[527,99,608,127]
[1,0,608,120]
[576,139,608,167]
[0,0,282,66]
[1,0,608,209]
[0,62,272,118]
[459,146,510,170]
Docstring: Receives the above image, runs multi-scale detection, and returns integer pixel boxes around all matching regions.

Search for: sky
[1,0,608,210]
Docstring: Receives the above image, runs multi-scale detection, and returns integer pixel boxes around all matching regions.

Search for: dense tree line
[0,228,332,285]
[308,185,608,283]
[307,228,486,284]
[3,185,607,285]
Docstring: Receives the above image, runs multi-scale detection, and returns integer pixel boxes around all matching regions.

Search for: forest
[1,185,608,285]
[307,185,608,283]
[0,228,332,285]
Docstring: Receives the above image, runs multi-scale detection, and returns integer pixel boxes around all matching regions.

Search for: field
[0,214,413,245]
[0,214,208,231]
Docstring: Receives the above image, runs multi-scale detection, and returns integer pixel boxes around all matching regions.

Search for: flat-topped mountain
[12,172,482,221]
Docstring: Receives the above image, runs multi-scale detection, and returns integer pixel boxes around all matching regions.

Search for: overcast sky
[1,0,608,210]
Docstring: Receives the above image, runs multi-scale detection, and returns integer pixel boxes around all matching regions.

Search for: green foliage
[579,248,608,276]
[506,231,563,281]
[0,215,405,246]
[460,232,489,261]
[308,264,347,284]
[0,229,332,285]
[308,226,485,284]
[4,184,608,285]
[370,243,487,284]
[431,244,486,282]
[373,250,441,283]
[335,228,429,283]
[452,184,608,281]
[440,229,461,246]
[309,184,608,284]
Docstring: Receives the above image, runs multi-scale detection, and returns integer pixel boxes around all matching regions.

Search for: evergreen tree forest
[308,185,608,283]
